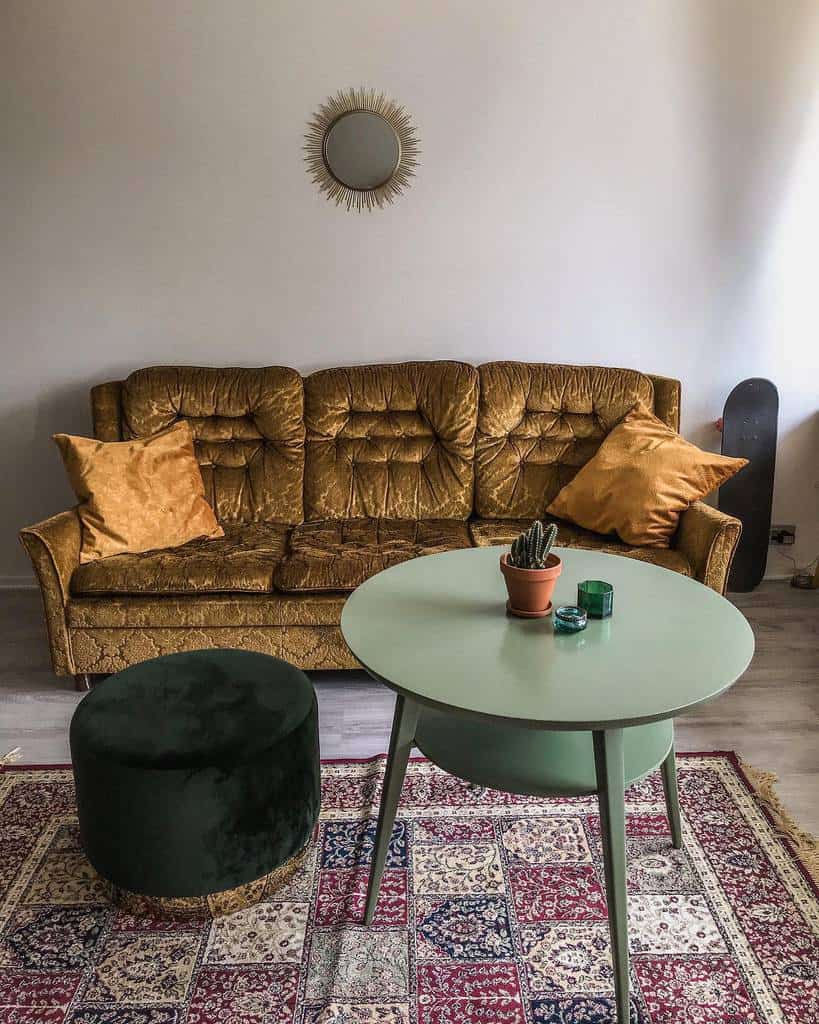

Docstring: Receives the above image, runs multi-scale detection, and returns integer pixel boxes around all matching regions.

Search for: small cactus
[508,520,558,569]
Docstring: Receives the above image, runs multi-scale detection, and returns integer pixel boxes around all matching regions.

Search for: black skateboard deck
[719,378,778,592]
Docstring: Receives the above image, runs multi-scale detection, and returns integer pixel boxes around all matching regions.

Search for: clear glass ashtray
[553,605,588,634]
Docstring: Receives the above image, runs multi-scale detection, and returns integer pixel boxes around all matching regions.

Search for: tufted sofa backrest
[101,366,305,525]
[303,361,479,520]
[476,362,660,520]
[91,361,680,526]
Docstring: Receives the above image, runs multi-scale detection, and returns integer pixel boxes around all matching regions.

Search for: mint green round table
[341,545,755,1024]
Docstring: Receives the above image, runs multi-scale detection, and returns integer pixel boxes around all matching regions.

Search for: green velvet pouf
[70,649,320,914]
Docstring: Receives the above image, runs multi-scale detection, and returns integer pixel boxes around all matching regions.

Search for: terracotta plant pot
[499,552,563,618]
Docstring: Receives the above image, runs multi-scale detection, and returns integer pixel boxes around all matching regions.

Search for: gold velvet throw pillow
[54,421,224,563]
[546,405,747,547]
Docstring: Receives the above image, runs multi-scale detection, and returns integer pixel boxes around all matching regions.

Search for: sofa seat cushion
[469,518,694,576]
[68,592,345,628]
[274,519,473,593]
[71,523,290,596]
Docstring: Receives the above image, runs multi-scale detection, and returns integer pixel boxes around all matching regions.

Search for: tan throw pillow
[546,404,747,547]
[54,421,224,563]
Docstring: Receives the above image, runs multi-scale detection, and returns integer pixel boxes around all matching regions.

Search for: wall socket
[769,524,796,545]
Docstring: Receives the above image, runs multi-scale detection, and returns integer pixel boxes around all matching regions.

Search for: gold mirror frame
[304,88,420,212]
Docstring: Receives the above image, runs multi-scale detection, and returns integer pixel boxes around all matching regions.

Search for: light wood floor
[1,584,817,831]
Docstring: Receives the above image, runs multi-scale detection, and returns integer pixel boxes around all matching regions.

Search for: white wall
[2,0,818,582]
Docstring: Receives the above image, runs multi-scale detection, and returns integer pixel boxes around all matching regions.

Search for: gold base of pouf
[108,840,311,919]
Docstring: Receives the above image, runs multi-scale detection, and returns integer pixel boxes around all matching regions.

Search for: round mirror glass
[323,111,400,191]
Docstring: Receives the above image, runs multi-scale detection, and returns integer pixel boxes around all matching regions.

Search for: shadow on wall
[1,376,113,580]
[696,0,819,274]
[766,410,819,573]
[684,417,723,457]
[692,0,819,388]
[695,0,819,570]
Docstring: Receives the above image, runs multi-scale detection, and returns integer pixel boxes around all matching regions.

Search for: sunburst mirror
[304,88,420,212]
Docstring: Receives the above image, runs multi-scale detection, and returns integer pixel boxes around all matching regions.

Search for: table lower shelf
[414,709,674,797]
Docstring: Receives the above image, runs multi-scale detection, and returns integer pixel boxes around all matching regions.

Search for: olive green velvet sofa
[20,362,742,688]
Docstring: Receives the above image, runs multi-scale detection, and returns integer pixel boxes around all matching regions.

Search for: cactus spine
[508,520,558,569]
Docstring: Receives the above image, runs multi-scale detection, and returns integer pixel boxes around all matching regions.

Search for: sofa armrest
[673,501,742,594]
[19,509,82,675]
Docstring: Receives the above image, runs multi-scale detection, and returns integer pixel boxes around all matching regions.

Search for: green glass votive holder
[577,580,614,619]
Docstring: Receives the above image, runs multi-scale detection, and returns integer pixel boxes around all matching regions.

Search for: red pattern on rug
[0,754,816,1023]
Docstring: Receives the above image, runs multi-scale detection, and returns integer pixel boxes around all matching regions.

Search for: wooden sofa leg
[74,673,93,692]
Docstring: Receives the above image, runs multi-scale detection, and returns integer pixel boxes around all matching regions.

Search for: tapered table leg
[593,728,630,1024]
[364,694,420,925]
[661,735,683,849]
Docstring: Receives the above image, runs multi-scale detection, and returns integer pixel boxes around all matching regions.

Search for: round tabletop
[341,545,755,730]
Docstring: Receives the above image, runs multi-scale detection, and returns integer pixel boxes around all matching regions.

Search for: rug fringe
[741,758,819,887]
[0,747,23,766]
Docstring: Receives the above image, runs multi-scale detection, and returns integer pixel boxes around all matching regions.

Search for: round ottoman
[69,649,320,917]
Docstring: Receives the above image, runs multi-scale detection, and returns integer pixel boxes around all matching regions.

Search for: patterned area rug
[0,754,817,1023]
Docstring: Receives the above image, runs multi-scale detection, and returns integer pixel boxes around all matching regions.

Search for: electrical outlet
[770,524,796,545]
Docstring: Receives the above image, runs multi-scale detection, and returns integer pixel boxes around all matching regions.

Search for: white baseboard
[0,576,37,589]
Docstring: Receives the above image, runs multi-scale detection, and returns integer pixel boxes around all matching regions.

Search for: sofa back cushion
[121,366,304,525]
[304,361,479,520]
[475,362,655,519]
